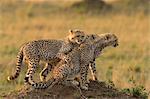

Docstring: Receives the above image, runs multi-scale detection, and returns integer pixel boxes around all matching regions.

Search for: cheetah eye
[71,37,75,40]
[81,36,85,38]
[76,35,80,38]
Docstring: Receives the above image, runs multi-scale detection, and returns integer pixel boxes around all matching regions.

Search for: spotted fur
[7,29,87,85]
[33,33,118,90]
[87,33,119,82]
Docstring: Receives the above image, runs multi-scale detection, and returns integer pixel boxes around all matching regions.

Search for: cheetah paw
[81,84,88,90]
[72,80,79,86]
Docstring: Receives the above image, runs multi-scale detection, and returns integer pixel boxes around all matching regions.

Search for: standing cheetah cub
[83,33,119,84]
[33,33,119,90]
[7,29,87,86]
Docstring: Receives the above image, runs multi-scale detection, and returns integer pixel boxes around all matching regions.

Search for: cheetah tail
[33,78,58,89]
[7,47,24,81]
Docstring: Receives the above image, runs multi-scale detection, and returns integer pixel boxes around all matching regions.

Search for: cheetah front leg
[80,64,89,90]
[89,59,98,81]
[40,63,53,82]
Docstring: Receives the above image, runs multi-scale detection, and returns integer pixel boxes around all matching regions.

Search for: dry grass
[0,0,149,96]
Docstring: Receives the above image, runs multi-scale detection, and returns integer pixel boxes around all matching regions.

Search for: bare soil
[3,80,140,99]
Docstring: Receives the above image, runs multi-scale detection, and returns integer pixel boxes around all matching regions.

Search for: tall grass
[0,0,149,95]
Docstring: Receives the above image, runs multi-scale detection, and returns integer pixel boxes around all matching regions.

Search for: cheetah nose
[78,40,83,43]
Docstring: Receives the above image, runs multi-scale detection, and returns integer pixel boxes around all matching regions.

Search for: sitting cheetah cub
[33,33,119,90]
[7,29,87,86]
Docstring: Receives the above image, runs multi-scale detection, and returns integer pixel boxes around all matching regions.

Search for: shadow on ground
[3,80,140,99]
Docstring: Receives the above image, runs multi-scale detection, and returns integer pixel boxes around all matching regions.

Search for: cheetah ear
[69,29,73,34]
[106,35,110,40]
[91,34,95,39]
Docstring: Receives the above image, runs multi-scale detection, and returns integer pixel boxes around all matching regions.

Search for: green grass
[0,0,149,96]
[121,79,149,99]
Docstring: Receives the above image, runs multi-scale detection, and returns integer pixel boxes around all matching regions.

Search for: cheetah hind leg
[40,63,52,82]
[24,60,39,85]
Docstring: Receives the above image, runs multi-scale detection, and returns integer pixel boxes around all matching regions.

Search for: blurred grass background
[0,0,149,95]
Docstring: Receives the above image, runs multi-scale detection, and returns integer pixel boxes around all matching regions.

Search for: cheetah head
[68,29,87,44]
[93,33,119,58]
[97,33,119,47]
[104,33,118,47]
[83,34,101,44]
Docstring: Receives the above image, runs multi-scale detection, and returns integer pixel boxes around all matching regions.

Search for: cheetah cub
[33,33,118,90]
[7,29,87,86]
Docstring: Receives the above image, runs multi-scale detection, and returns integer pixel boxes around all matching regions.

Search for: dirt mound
[3,80,139,99]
